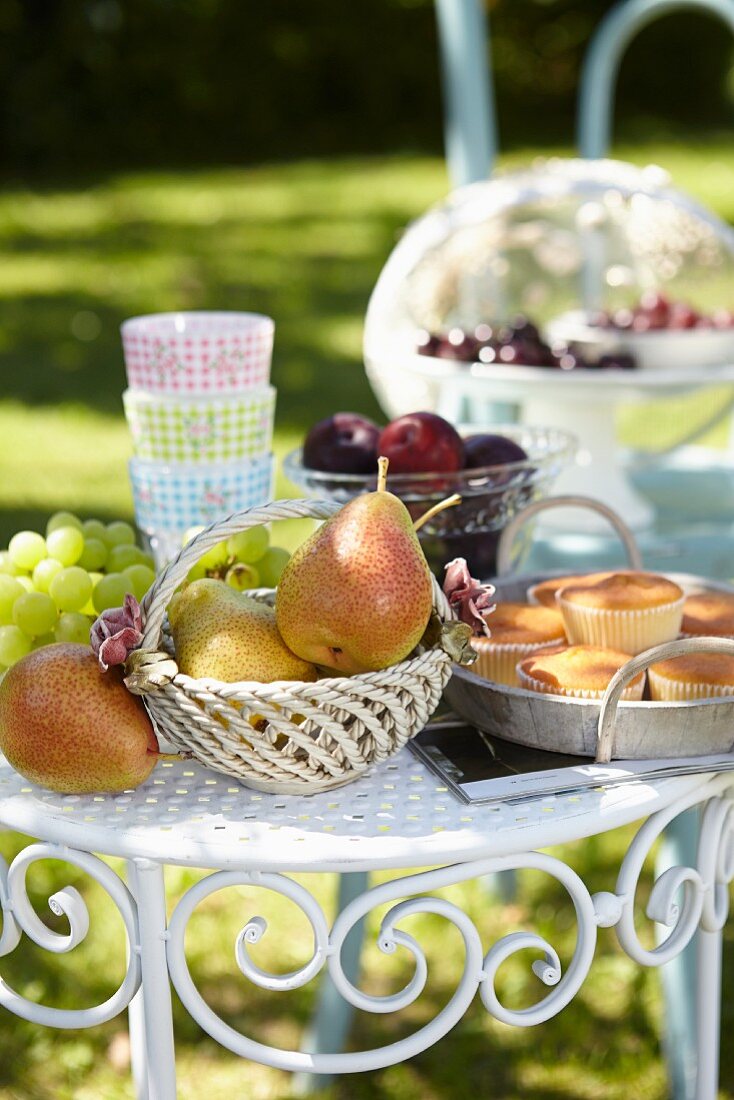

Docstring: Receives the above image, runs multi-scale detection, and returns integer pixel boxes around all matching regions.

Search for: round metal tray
[443,496,734,762]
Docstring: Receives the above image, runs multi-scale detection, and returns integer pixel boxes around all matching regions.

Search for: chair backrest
[434,0,497,187]
[577,0,734,158]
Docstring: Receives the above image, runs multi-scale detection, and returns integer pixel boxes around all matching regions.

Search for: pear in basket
[275,457,443,675]
[168,578,318,683]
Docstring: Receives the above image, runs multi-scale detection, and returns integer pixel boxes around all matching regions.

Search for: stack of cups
[122,312,276,567]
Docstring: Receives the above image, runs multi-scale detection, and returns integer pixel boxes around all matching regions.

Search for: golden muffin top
[518,644,644,692]
[650,653,734,685]
[558,571,683,612]
[681,592,734,637]
[478,601,566,646]
[528,571,612,608]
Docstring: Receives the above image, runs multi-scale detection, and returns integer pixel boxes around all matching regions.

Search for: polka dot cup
[121,312,274,394]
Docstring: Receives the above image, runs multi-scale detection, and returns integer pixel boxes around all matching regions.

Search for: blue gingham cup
[129,454,275,564]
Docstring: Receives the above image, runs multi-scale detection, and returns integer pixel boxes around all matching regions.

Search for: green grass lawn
[0,145,732,1098]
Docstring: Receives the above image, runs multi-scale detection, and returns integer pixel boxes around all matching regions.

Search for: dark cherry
[416,329,442,356]
[378,411,465,475]
[597,353,636,370]
[463,434,528,469]
[668,303,700,330]
[302,412,381,474]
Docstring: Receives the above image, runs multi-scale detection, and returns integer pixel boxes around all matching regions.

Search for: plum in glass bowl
[283,423,575,580]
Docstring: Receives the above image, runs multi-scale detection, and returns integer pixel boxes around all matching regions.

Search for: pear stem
[377,455,389,493]
[153,751,192,761]
[413,493,462,532]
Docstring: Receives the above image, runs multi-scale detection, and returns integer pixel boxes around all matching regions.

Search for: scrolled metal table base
[0,775,730,1100]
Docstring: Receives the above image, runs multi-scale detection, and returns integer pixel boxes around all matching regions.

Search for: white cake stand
[365,349,734,531]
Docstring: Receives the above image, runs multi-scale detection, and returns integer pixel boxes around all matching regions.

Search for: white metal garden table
[0,749,730,1099]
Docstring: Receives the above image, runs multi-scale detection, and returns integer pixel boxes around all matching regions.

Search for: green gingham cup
[123,386,275,463]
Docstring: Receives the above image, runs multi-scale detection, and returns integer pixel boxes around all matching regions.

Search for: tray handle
[596,635,734,763]
[496,495,642,577]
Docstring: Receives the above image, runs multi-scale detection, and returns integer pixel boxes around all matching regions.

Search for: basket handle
[596,635,734,763]
[496,495,642,577]
[139,498,342,651]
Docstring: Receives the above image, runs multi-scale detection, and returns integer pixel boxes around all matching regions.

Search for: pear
[275,458,435,674]
[168,578,318,683]
[0,643,160,793]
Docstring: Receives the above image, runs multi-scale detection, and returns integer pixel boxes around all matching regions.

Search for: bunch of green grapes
[183,523,291,591]
[0,512,156,669]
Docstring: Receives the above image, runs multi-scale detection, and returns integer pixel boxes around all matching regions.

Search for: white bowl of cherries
[283,411,574,579]
[548,293,734,372]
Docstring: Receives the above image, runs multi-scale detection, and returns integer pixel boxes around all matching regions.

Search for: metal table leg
[134,858,177,1100]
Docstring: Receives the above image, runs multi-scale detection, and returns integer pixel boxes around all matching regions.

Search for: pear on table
[169,578,318,683]
[276,457,442,674]
[0,643,160,793]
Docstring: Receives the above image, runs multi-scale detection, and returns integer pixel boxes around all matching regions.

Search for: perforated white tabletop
[0,751,715,872]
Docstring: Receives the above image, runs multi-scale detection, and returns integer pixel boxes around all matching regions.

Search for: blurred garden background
[0,1,733,1097]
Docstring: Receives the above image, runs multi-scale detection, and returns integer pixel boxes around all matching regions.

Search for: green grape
[182,525,205,546]
[8,531,47,571]
[46,511,83,535]
[46,526,84,567]
[225,562,260,592]
[32,632,56,650]
[186,561,206,583]
[139,552,156,571]
[226,525,269,564]
[256,546,291,588]
[55,612,92,645]
[107,544,145,572]
[13,591,58,636]
[103,521,136,550]
[49,566,93,613]
[0,575,24,624]
[81,518,107,541]
[0,551,20,576]
[78,538,108,572]
[0,625,32,666]
[32,557,64,594]
[93,572,130,613]
[81,573,103,616]
[122,564,156,601]
[198,539,229,571]
[15,576,35,594]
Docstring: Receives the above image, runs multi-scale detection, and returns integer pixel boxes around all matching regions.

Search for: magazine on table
[409,717,734,806]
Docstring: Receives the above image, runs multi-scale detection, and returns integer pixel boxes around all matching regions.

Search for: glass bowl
[282,425,575,579]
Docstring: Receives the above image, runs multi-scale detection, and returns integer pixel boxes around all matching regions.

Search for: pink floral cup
[121,311,274,394]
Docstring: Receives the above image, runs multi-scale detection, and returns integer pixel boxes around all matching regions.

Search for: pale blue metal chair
[303,3,732,1093]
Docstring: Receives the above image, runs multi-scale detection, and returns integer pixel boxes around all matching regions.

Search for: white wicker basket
[128,499,462,794]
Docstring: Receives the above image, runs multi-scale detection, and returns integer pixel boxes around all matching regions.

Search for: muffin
[528,571,611,608]
[517,644,645,700]
[557,571,684,655]
[471,602,566,686]
[649,653,734,701]
[680,591,734,638]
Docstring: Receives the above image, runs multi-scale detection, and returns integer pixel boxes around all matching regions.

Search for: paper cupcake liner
[470,638,566,687]
[517,667,645,701]
[558,596,685,655]
[129,454,275,535]
[123,386,275,463]
[648,669,734,702]
[122,312,274,394]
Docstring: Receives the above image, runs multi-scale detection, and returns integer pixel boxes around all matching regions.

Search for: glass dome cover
[364,157,734,401]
